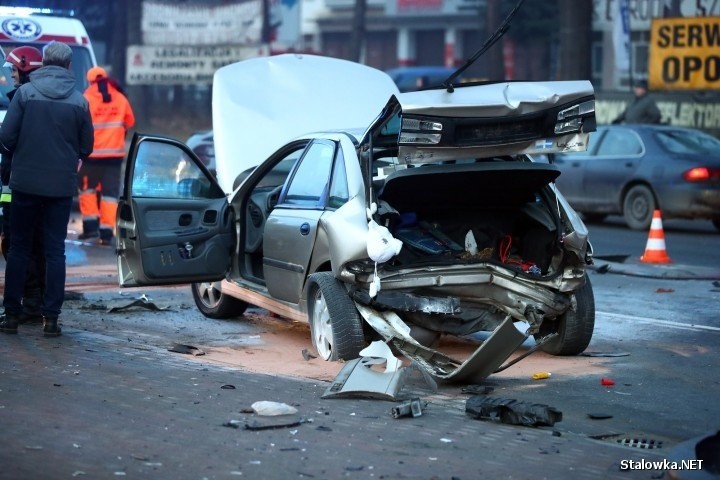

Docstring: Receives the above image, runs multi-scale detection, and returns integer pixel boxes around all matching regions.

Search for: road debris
[600,378,616,386]
[465,397,562,427]
[580,351,630,357]
[391,398,426,418]
[251,401,298,416]
[108,296,170,313]
[167,344,205,356]
[532,372,551,380]
[301,348,317,361]
[587,413,613,420]
[322,341,437,400]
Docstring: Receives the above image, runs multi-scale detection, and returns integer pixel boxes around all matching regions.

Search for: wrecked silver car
[116,54,596,383]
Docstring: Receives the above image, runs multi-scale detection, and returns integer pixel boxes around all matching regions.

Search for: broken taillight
[682,167,720,182]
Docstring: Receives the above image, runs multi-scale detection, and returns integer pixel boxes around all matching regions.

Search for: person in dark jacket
[0,46,46,324]
[612,79,663,125]
[0,41,94,337]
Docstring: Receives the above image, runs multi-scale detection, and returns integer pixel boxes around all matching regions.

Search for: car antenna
[442,0,526,93]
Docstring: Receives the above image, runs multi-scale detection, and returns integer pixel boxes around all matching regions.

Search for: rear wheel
[307,272,365,361]
[622,185,656,230]
[191,281,249,319]
[537,276,595,356]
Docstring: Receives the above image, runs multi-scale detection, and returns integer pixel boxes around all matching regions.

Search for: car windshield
[655,129,720,155]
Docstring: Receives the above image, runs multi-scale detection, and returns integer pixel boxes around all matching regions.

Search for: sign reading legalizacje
[649,16,720,90]
[126,45,269,85]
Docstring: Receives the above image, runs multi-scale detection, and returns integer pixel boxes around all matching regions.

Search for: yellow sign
[649,17,720,91]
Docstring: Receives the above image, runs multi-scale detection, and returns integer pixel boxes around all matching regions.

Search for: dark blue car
[386,66,461,92]
[552,124,720,231]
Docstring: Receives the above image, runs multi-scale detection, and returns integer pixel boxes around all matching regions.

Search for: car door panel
[263,140,337,303]
[117,134,234,287]
[263,209,324,302]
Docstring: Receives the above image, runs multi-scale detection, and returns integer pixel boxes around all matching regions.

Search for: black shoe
[42,316,62,337]
[0,314,20,334]
[78,231,99,240]
[99,228,114,247]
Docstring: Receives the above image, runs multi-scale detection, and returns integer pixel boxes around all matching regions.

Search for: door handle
[300,223,310,236]
[179,213,192,226]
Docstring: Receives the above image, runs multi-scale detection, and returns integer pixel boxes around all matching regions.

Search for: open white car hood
[212,54,400,193]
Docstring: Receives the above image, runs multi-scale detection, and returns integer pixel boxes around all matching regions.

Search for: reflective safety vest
[0,185,11,203]
[83,82,135,159]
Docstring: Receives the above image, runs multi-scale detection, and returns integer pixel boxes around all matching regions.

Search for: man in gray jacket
[0,41,94,337]
[612,79,663,125]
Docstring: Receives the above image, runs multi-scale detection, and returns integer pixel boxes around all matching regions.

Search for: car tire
[191,281,249,319]
[307,272,365,361]
[582,213,608,223]
[622,184,656,230]
[537,276,595,356]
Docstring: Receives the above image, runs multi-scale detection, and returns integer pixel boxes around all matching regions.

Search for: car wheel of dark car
[537,276,595,356]
[307,272,365,361]
[191,281,249,319]
[622,184,656,230]
[582,213,608,223]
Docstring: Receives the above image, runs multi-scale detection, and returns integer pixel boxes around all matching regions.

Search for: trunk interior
[374,160,564,277]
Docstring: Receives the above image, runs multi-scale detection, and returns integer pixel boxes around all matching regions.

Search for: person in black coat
[0,42,94,337]
[612,80,663,125]
[0,46,45,324]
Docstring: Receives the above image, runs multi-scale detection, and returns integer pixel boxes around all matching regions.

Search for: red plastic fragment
[600,378,615,386]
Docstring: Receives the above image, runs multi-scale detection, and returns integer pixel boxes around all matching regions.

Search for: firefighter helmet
[5,46,43,72]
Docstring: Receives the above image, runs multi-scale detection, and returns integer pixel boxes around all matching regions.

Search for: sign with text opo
[649,16,720,90]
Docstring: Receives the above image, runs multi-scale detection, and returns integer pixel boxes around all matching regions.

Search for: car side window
[283,141,335,207]
[328,149,349,209]
[596,129,642,156]
[132,140,219,199]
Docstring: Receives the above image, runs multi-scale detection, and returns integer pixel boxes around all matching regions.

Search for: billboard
[649,16,720,90]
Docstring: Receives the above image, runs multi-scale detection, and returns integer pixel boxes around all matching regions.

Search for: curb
[588,258,720,281]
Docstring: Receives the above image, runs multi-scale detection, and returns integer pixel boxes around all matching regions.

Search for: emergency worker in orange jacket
[79,66,135,245]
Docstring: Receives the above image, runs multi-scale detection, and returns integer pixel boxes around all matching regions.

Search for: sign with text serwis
[649,17,720,90]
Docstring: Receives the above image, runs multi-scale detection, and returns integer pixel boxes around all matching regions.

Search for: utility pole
[557,0,592,80]
[484,0,505,80]
[349,0,367,63]
[125,0,147,128]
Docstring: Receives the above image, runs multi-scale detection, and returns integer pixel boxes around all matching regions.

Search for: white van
[0,6,97,120]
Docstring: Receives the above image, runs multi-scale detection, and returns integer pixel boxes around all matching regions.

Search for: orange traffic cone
[640,210,671,264]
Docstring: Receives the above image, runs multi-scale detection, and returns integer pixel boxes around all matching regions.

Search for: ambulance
[0,6,98,121]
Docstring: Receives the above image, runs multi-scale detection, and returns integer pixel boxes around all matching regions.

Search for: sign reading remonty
[126,45,269,85]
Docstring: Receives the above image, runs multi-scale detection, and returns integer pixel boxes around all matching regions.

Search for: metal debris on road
[108,296,170,313]
[167,344,205,356]
[391,398,426,418]
[580,352,630,357]
[465,397,563,427]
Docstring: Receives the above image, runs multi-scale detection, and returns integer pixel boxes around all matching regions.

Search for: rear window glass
[655,129,720,155]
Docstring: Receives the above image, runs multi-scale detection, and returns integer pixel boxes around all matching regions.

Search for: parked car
[552,124,720,231]
[386,66,462,92]
[115,55,597,382]
[185,130,215,176]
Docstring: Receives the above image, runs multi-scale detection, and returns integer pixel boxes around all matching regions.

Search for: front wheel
[191,281,249,319]
[537,276,595,356]
[622,185,656,230]
[307,272,365,361]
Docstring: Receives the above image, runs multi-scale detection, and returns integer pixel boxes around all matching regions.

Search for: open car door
[116,133,234,287]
